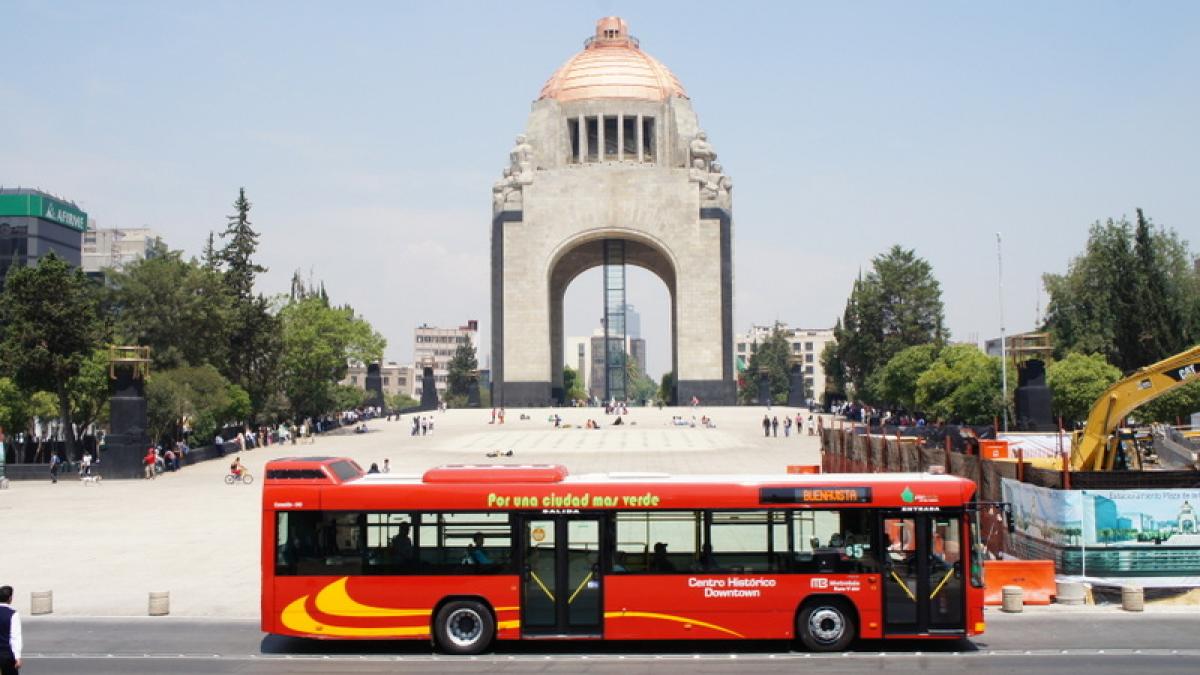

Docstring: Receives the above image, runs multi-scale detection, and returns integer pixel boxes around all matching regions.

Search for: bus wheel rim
[446,608,483,646]
[808,607,844,643]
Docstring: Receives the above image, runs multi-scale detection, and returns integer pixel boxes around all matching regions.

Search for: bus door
[881,513,965,635]
[519,515,603,637]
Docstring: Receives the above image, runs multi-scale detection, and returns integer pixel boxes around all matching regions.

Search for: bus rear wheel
[797,599,856,652]
[434,600,494,655]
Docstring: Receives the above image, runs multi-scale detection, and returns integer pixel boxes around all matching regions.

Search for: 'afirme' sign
[0,193,89,232]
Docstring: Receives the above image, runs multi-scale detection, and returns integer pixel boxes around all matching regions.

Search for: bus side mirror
[1004,503,1015,534]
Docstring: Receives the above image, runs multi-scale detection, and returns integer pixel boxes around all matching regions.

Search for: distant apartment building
[82,227,164,272]
[984,331,1053,361]
[342,362,416,400]
[0,188,87,280]
[413,320,479,399]
[564,328,647,401]
[734,323,835,403]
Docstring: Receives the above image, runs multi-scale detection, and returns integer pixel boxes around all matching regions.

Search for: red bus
[262,458,987,654]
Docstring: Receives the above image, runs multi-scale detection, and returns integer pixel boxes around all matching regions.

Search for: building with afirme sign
[0,188,88,279]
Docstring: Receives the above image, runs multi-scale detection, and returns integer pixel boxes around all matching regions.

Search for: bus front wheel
[433,600,494,655]
[797,599,856,652]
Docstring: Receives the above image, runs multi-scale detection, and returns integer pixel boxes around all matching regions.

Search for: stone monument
[364,362,385,409]
[103,346,151,479]
[491,16,735,406]
[419,357,438,411]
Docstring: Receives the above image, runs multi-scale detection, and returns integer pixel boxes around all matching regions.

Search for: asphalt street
[18,611,1200,674]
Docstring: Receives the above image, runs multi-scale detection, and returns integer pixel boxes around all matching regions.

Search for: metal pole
[996,233,1008,432]
[1078,490,1087,578]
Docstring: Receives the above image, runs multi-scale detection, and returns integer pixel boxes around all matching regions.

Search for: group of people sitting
[669,415,717,428]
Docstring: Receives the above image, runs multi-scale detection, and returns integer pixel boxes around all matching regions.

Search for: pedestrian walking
[795,413,803,437]
[771,416,779,437]
[762,415,770,437]
[49,451,62,483]
[0,585,21,675]
[807,414,816,436]
[383,459,391,473]
[783,416,792,437]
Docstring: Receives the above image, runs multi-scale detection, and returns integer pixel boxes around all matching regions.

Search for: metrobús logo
[810,577,861,592]
[688,576,776,598]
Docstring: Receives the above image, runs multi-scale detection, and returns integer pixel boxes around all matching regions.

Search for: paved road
[20,612,1200,674]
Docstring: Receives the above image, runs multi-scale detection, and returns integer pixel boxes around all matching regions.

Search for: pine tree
[1127,208,1185,367]
[201,231,220,271]
[216,188,279,418]
[1043,210,1196,372]
[829,247,945,400]
[220,188,265,301]
[446,342,479,399]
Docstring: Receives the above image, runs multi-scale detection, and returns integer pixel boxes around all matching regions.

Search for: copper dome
[538,17,688,103]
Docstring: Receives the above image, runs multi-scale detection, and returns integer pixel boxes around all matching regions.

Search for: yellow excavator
[1072,344,1200,471]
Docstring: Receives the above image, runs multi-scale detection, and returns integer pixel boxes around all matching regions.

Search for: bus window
[416,512,513,573]
[276,511,362,576]
[365,513,416,571]
[789,510,878,573]
[614,511,698,573]
[706,511,774,572]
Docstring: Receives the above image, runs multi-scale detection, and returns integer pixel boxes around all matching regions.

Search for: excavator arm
[1071,344,1200,471]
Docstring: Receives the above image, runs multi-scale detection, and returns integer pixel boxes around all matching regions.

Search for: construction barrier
[786,465,821,474]
[983,560,1056,605]
[980,440,1010,460]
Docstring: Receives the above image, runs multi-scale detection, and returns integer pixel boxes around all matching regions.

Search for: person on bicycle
[230,457,245,478]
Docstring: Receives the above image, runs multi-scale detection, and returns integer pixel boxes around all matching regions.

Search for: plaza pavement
[0,405,825,618]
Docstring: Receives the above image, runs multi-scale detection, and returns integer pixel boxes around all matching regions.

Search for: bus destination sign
[759,486,872,505]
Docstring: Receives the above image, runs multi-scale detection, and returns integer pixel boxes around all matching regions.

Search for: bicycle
[225,471,254,485]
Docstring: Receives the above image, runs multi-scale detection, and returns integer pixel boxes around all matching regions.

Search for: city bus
[261,458,987,654]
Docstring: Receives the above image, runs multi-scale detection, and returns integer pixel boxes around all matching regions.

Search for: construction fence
[821,423,1200,576]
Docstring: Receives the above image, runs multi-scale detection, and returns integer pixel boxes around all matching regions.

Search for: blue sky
[4,1,1197,378]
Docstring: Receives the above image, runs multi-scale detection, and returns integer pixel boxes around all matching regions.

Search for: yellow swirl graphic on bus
[603,610,744,638]
[280,577,740,639]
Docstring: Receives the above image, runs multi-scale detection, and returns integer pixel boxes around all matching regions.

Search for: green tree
[278,295,385,419]
[146,373,187,444]
[385,391,419,411]
[1043,211,1198,371]
[217,188,281,418]
[820,324,847,401]
[201,231,219,271]
[0,253,103,459]
[446,341,479,400]
[67,348,112,439]
[914,344,1005,424]
[223,384,252,424]
[563,365,586,403]
[624,356,657,404]
[103,251,231,371]
[870,343,942,411]
[831,246,946,397]
[1045,353,1122,425]
[1137,380,1200,424]
[146,365,239,444]
[658,371,675,405]
[219,188,264,302]
[333,384,367,412]
[0,380,59,462]
[738,327,792,405]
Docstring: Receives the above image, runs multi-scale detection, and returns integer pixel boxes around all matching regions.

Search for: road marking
[24,649,1200,662]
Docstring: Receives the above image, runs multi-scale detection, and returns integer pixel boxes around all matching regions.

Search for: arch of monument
[491,17,735,406]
